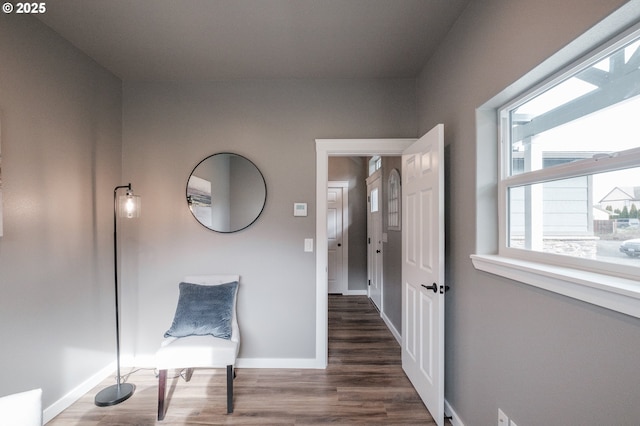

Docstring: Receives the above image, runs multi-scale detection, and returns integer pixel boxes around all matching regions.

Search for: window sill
[470,254,640,319]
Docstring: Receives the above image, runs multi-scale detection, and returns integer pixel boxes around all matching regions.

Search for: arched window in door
[388,168,401,231]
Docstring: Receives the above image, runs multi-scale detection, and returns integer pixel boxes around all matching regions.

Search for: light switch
[304,238,314,252]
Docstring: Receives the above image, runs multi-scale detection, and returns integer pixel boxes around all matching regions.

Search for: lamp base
[94,382,135,407]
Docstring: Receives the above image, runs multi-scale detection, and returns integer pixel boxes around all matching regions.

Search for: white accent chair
[0,388,42,426]
[155,275,240,421]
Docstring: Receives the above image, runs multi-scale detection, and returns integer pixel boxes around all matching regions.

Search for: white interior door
[401,124,445,425]
[328,183,348,294]
[367,172,383,311]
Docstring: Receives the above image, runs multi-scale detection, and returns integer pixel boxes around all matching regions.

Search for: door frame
[327,181,349,295]
[315,139,415,367]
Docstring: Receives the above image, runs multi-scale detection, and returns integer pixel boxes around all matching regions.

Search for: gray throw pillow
[164,281,238,339]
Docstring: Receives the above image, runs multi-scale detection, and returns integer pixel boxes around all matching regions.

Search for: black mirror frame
[186,152,267,233]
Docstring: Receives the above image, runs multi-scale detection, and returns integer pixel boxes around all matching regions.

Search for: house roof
[599,186,640,203]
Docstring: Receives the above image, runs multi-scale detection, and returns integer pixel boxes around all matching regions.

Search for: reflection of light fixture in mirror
[95,183,141,407]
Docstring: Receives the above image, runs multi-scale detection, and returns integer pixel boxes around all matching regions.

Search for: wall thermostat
[294,202,307,217]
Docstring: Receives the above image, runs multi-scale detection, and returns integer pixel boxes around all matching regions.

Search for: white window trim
[471,254,640,319]
[472,4,640,320]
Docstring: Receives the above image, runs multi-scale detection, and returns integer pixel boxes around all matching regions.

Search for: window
[368,156,382,176]
[498,27,640,280]
[388,169,401,231]
[473,19,640,320]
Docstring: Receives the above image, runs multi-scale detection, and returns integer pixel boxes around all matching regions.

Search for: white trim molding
[471,254,640,319]
[43,362,116,424]
[344,289,368,296]
[445,399,465,426]
[236,358,324,369]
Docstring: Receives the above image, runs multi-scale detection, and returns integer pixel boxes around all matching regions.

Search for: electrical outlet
[498,409,509,426]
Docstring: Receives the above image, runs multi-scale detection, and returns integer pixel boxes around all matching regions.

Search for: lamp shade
[118,190,141,218]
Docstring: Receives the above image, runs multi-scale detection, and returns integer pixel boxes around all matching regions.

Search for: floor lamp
[95,183,141,407]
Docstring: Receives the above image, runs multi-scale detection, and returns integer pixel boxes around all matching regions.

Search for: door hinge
[368,279,371,286]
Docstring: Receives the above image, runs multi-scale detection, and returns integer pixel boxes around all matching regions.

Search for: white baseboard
[343,289,367,296]
[43,362,115,424]
[236,357,324,369]
[445,399,464,426]
[380,311,401,344]
[133,354,325,370]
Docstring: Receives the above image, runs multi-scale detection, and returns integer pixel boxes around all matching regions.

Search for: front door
[401,124,445,425]
[366,171,383,311]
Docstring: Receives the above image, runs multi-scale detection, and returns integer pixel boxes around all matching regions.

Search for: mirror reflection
[187,153,267,233]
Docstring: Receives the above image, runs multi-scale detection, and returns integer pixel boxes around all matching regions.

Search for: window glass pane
[509,37,640,176]
[369,156,382,176]
[508,166,640,266]
[370,188,379,213]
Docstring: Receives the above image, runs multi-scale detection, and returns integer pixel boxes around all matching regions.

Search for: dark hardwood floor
[48,295,438,425]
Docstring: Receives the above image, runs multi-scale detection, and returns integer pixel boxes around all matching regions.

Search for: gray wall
[417,0,640,424]
[0,15,122,410]
[328,156,368,292]
[122,80,417,361]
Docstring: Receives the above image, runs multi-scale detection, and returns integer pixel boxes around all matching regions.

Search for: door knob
[337,243,341,247]
[376,249,381,253]
[421,283,438,293]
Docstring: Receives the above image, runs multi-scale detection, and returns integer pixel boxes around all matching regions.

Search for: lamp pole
[95,184,137,406]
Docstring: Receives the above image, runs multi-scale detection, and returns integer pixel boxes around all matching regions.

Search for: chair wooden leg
[158,369,167,421]
[226,365,234,414]
[184,368,194,382]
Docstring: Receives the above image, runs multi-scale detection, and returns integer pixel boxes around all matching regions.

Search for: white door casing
[401,124,445,426]
[366,171,383,310]
[328,182,348,294]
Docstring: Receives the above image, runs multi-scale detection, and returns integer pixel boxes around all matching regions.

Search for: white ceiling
[37,0,469,81]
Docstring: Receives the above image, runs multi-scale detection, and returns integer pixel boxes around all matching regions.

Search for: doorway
[315,138,415,366]
[316,129,445,426]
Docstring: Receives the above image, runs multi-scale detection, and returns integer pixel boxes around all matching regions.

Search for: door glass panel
[371,188,379,212]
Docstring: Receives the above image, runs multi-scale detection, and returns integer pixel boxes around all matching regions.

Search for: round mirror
[186,153,267,233]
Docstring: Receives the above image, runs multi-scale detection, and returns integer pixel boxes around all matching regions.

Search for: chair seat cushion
[156,335,239,370]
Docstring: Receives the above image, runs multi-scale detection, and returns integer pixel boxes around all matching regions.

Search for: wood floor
[48,295,438,425]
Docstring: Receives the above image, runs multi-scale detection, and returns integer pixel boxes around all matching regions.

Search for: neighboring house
[599,186,640,211]
[510,152,594,237]
[593,206,613,220]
